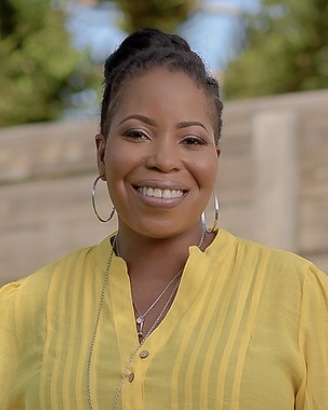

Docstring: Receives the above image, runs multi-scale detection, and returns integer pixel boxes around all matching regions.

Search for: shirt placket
[121,348,151,410]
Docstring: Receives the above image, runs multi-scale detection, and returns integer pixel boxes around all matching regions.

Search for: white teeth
[171,190,181,198]
[154,188,161,198]
[163,189,171,198]
[138,187,184,198]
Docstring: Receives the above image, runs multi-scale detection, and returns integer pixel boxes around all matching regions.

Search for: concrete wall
[1,89,328,285]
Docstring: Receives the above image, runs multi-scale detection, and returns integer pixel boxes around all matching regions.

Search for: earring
[201,190,220,233]
[91,176,116,223]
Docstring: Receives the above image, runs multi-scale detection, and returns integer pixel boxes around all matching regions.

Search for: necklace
[115,224,206,340]
[111,277,181,410]
[133,269,182,339]
[86,243,180,410]
[87,226,207,410]
[87,243,114,410]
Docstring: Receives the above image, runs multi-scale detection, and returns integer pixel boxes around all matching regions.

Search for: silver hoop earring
[91,176,115,223]
[201,190,220,233]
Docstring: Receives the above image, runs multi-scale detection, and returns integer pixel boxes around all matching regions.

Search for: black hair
[100,28,223,143]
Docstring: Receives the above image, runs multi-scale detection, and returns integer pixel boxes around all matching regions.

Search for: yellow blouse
[1,229,328,409]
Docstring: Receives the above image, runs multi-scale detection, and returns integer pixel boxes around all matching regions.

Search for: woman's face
[96,68,220,240]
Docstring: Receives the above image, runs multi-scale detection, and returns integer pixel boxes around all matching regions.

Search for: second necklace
[133,269,182,339]
[115,224,206,340]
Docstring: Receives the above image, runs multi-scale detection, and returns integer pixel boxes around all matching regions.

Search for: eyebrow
[176,121,209,133]
[119,115,209,133]
[119,114,157,126]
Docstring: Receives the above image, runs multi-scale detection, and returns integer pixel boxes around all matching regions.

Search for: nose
[144,136,181,173]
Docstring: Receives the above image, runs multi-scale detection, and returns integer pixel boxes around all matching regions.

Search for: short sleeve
[296,265,328,409]
[0,281,23,408]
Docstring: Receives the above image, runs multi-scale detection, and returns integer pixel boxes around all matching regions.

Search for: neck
[114,223,207,282]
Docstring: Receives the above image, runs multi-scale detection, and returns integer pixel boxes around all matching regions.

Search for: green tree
[106,0,198,33]
[0,0,91,126]
[224,0,328,99]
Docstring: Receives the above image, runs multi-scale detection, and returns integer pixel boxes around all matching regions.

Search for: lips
[137,186,184,199]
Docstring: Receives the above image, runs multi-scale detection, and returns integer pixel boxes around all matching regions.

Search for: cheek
[104,153,127,206]
[103,141,140,191]
[192,154,218,189]
[104,140,126,176]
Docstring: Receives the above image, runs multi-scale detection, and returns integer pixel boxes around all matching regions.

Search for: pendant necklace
[87,225,207,410]
[115,222,206,341]
[132,268,182,340]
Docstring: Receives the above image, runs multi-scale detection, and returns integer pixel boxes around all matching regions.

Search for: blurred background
[1,0,328,284]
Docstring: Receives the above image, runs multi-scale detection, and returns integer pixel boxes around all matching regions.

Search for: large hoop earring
[201,190,220,233]
[91,176,116,223]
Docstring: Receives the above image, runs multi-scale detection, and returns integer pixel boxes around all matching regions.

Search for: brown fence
[1,89,328,285]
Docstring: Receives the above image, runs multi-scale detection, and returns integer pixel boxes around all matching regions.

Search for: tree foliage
[224,0,328,99]
[107,0,198,33]
[0,0,91,126]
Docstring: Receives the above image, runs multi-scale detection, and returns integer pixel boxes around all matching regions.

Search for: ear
[216,146,221,158]
[95,133,106,180]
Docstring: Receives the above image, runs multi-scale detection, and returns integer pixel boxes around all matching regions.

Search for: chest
[10,288,303,410]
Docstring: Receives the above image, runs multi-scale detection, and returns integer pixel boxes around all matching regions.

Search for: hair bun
[104,28,191,81]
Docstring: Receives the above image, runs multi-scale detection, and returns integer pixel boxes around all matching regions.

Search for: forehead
[111,68,212,125]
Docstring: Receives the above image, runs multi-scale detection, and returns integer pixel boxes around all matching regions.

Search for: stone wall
[1,89,327,285]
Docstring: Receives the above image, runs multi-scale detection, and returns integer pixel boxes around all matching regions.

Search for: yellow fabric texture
[1,229,328,409]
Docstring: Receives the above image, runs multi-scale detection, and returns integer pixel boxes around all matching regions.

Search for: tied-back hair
[100,28,223,143]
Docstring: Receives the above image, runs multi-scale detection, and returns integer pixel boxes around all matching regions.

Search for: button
[128,373,135,383]
[140,350,149,359]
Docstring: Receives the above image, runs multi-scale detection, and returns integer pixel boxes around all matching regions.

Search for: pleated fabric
[1,229,328,409]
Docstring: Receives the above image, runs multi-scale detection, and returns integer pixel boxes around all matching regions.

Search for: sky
[66,0,260,72]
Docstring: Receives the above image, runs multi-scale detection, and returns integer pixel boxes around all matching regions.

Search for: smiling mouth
[136,186,185,199]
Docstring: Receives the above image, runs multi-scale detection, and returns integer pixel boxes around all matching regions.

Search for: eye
[123,128,150,141]
[181,135,207,146]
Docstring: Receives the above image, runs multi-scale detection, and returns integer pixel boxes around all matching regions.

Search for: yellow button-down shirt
[1,229,328,409]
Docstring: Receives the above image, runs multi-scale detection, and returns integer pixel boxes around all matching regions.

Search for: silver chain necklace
[87,226,206,410]
[87,242,114,410]
[115,238,185,340]
[132,268,182,339]
[111,277,181,410]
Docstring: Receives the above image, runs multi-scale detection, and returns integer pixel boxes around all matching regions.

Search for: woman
[1,28,327,410]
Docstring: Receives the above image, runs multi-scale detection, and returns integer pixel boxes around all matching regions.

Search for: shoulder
[0,237,112,361]
[213,230,328,333]
[238,234,327,284]
[211,228,328,293]
[0,237,111,316]
[0,246,86,298]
